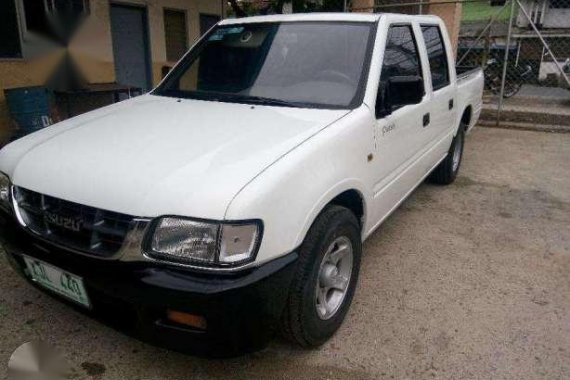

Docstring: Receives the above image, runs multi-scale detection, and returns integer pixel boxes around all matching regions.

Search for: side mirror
[376,75,424,118]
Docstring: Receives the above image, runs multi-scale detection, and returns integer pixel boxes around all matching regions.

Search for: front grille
[13,187,134,258]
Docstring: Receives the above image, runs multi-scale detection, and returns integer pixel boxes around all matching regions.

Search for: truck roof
[219,12,440,25]
[219,12,379,25]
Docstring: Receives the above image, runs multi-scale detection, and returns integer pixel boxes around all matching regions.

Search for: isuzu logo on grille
[44,211,84,232]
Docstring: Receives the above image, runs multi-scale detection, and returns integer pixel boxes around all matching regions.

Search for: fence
[349,0,570,127]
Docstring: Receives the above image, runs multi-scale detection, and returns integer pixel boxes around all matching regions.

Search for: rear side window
[380,25,422,83]
[421,25,450,90]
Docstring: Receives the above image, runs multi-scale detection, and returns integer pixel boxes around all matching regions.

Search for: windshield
[154,21,375,109]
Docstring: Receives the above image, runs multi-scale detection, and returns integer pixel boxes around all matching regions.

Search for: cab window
[421,25,450,90]
[377,24,423,113]
[380,25,422,82]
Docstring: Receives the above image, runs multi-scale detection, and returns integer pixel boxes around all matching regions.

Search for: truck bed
[456,65,482,80]
[456,65,484,133]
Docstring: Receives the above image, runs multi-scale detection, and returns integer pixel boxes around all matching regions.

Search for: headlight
[0,172,10,210]
[146,217,262,267]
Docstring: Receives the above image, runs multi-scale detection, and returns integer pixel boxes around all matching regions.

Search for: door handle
[449,99,454,110]
[423,113,430,127]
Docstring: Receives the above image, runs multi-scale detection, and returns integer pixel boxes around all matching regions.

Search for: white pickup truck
[0,13,483,355]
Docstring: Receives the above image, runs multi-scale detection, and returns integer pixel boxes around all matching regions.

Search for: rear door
[418,23,456,145]
[371,23,432,224]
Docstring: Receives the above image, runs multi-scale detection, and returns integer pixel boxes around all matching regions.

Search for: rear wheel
[429,125,465,185]
[280,205,362,347]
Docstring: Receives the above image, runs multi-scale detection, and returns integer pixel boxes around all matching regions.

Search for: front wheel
[429,125,465,185]
[280,205,362,347]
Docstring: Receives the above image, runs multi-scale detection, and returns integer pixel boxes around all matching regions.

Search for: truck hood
[0,95,348,219]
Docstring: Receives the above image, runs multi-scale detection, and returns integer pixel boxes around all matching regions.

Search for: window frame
[154,20,379,110]
[375,22,425,115]
[16,0,49,43]
[16,0,89,42]
[163,7,189,63]
[0,0,23,59]
[380,23,424,82]
[420,23,451,92]
[9,0,90,60]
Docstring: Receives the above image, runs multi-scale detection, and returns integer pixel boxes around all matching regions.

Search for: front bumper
[0,211,298,357]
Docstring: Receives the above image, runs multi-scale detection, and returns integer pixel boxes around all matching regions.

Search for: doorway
[110,3,152,91]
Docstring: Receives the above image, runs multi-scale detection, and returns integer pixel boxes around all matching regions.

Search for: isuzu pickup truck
[0,13,483,355]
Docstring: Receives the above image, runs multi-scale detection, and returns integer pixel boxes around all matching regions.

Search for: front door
[371,23,432,225]
[110,4,151,91]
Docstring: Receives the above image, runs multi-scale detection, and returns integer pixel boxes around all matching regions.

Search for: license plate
[23,256,91,308]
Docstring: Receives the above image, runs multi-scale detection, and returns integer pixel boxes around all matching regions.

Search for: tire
[502,81,522,98]
[429,124,465,185]
[280,205,362,347]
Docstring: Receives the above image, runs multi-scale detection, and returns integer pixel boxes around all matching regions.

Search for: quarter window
[421,25,450,90]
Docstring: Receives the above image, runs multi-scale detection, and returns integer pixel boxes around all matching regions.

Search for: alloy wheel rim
[315,236,353,320]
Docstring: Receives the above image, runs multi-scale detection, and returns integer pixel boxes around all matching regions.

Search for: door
[419,24,456,145]
[110,4,152,91]
[371,23,432,225]
[199,14,220,36]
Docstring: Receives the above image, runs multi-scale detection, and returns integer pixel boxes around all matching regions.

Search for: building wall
[0,50,66,145]
[0,0,226,146]
[351,0,375,11]
[351,0,462,52]
[69,0,227,85]
[428,0,462,53]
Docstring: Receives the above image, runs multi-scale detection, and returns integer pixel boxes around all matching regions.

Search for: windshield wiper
[155,90,305,108]
[231,95,302,108]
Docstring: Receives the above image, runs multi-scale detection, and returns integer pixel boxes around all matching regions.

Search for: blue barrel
[4,86,53,139]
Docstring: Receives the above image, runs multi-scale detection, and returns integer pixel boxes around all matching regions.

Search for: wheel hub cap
[315,236,353,320]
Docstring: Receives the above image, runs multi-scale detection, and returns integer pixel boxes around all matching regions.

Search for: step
[477,119,570,133]
[479,103,570,126]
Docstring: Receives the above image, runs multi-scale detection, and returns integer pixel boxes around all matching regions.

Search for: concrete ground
[1,127,570,380]
[516,84,570,101]
[480,85,570,128]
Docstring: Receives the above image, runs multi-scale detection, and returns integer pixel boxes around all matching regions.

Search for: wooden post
[428,0,463,54]
[351,0,375,12]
